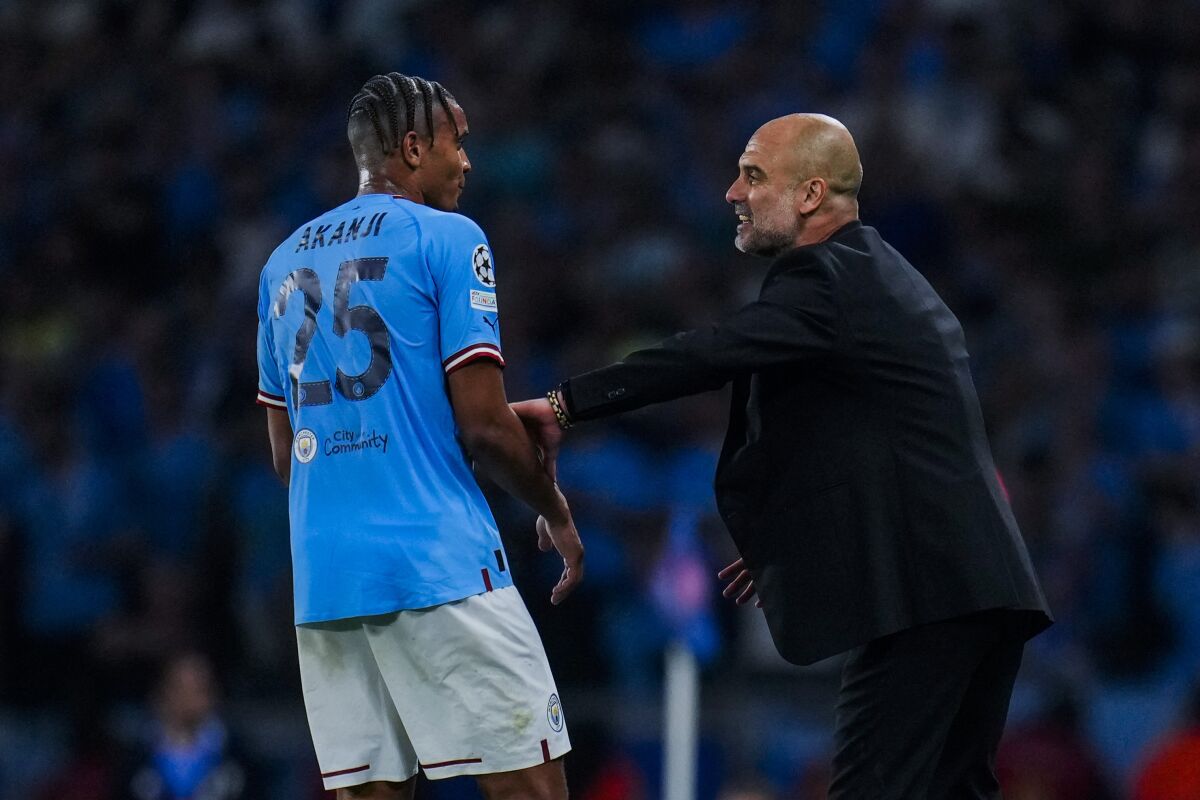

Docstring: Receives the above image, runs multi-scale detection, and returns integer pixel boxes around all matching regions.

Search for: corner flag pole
[663,639,699,800]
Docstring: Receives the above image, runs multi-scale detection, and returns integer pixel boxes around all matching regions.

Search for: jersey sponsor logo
[546,693,564,732]
[294,213,388,252]
[324,428,390,457]
[472,244,496,287]
[294,429,318,463]
[470,289,497,312]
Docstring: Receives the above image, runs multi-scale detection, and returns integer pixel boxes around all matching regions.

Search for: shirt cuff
[256,390,287,409]
[443,343,505,374]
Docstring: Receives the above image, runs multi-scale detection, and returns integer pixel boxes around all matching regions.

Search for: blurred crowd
[1,0,1199,798]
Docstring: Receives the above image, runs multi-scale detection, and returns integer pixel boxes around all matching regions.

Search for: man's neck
[357,172,422,203]
[795,209,859,247]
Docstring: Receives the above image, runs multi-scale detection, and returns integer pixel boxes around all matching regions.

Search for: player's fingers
[735,582,757,605]
[717,558,745,580]
[755,598,763,608]
[558,544,584,600]
[551,562,582,605]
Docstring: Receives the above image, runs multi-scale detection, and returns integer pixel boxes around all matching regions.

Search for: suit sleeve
[424,213,505,374]
[564,257,839,421]
[255,268,287,409]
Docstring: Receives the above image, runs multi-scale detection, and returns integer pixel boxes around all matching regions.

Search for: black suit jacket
[562,221,1051,665]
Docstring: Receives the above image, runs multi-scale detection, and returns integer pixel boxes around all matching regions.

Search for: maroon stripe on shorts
[322,764,370,779]
[422,757,484,770]
[541,739,551,763]
[481,567,493,591]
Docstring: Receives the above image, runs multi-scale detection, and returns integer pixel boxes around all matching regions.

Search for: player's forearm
[265,408,293,486]
[461,414,569,524]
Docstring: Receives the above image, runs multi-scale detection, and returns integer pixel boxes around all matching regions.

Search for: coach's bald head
[726,113,862,256]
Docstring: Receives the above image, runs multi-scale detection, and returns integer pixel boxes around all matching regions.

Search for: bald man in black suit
[515,114,1051,799]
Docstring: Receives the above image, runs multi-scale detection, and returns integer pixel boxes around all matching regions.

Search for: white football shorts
[296,585,571,790]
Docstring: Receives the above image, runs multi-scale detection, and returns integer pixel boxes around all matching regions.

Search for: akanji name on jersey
[295,213,388,251]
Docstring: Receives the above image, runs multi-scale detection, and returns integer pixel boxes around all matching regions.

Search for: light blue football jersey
[255,194,513,624]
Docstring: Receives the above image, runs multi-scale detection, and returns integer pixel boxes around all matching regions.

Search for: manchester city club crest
[472,244,496,287]
[293,428,318,463]
[546,693,564,732]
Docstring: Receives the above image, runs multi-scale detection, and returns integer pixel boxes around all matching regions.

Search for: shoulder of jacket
[765,246,834,285]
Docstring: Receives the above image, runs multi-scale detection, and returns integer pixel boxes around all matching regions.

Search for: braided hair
[347,72,459,156]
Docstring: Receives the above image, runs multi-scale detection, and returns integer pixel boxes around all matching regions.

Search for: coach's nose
[726,175,746,205]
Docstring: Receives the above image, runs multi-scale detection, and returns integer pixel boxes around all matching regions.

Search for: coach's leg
[474,759,568,800]
[926,629,1025,800]
[827,615,1002,799]
[339,778,416,800]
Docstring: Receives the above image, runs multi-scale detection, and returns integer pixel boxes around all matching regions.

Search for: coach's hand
[512,398,564,482]
[537,512,584,605]
[718,557,762,608]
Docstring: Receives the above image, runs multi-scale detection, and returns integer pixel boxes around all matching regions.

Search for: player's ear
[399,130,422,170]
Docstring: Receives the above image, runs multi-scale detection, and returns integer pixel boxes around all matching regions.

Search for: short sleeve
[424,213,505,374]
[255,269,287,409]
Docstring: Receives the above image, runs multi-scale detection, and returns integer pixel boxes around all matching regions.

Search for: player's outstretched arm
[265,407,294,485]
[448,361,584,605]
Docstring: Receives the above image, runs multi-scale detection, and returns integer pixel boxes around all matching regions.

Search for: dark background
[1,1,1198,798]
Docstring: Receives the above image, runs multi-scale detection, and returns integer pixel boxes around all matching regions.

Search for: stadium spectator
[30,698,118,800]
[1132,679,1200,800]
[996,692,1114,800]
[120,652,259,800]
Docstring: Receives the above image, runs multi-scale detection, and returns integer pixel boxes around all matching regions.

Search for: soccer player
[255,73,581,800]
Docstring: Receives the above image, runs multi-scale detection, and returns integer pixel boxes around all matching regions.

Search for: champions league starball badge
[472,244,496,287]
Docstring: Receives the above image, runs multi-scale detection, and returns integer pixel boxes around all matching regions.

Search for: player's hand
[537,513,584,605]
[718,557,762,608]
[511,398,563,482]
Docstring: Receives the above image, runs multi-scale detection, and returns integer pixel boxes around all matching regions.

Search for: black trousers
[828,610,1026,800]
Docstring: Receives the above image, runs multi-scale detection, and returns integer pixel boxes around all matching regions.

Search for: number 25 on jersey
[274,257,392,408]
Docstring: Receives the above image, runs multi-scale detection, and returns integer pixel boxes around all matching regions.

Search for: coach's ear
[796,176,828,215]
[399,130,423,170]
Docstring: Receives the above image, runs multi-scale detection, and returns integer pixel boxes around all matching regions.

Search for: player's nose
[462,151,472,174]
